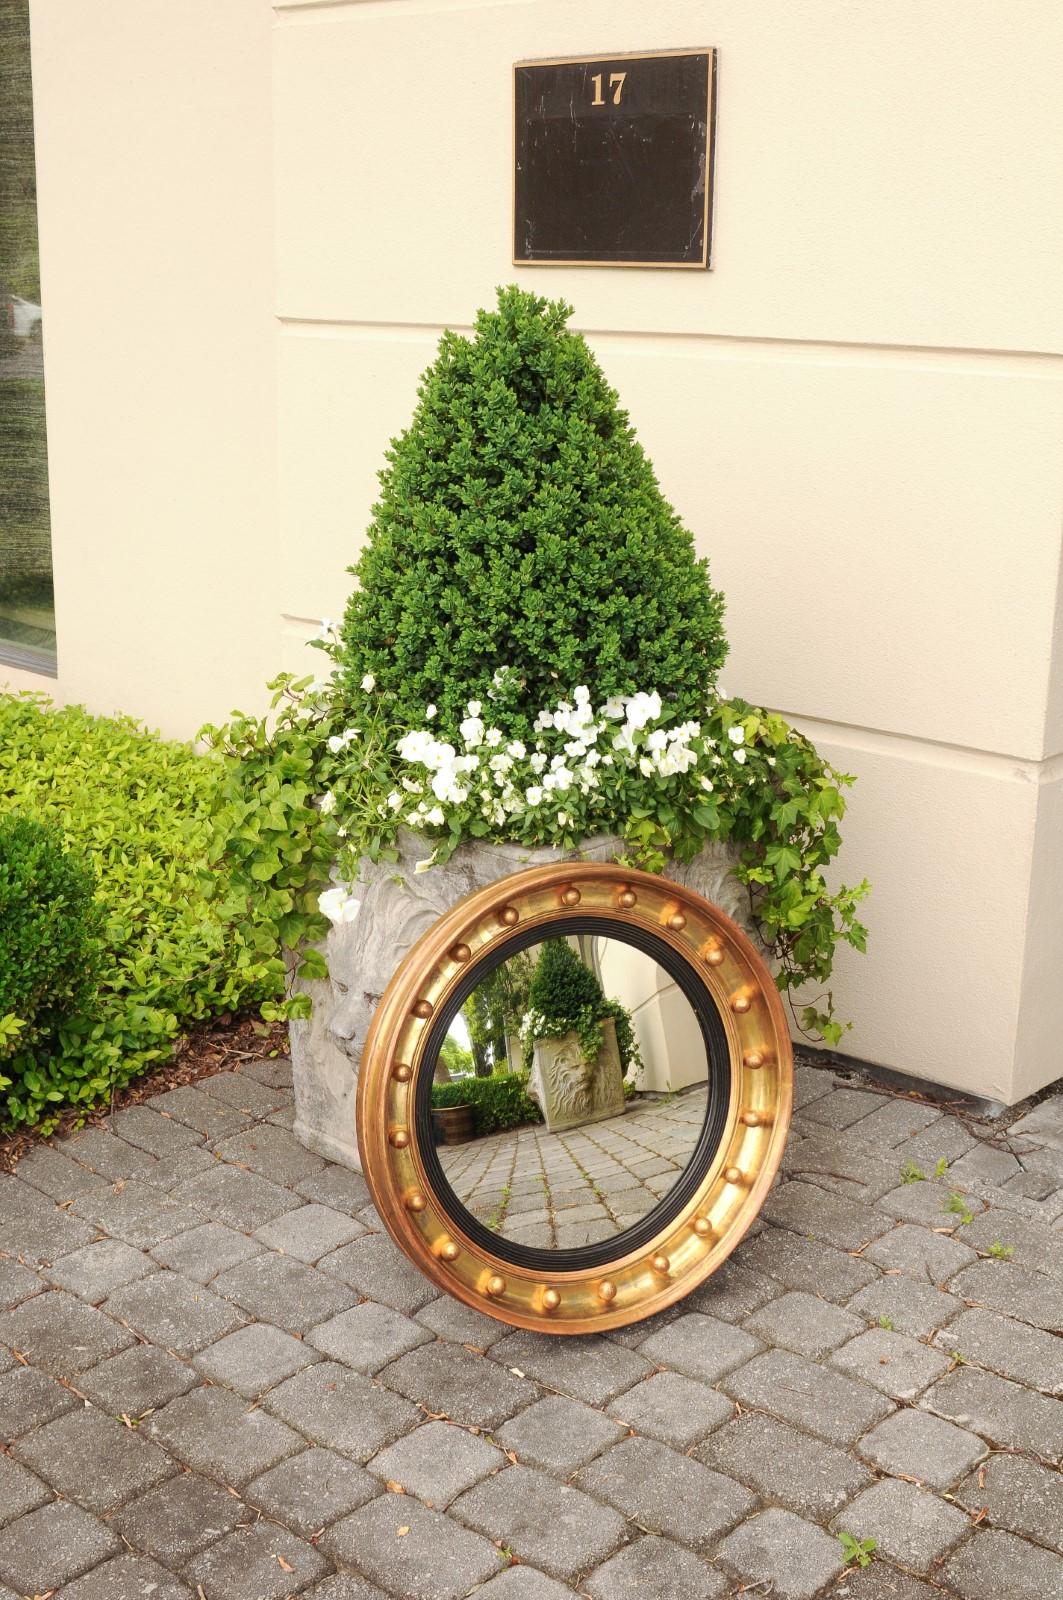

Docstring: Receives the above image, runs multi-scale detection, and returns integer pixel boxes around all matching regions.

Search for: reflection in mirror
[431,934,709,1249]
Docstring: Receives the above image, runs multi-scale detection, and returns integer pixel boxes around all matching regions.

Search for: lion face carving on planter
[528,1017,625,1132]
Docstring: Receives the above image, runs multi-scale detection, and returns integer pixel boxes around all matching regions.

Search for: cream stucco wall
[9,0,1063,1102]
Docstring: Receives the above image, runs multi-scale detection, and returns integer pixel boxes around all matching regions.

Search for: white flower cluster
[318,883,361,924]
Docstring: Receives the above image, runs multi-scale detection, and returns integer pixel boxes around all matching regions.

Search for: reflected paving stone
[0,1365,80,1438]
[846,1276,963,1338]
[697,1412,872,1521]
[637,1310,763,1383]
[496,1395,626,1475]
[717,1507,845,1600]
[920,1365,1063,1456]
[722,1349,894,1447]
[151,1221,266,1284]
[955,1453,1063,1551]
[942,1528,1063,1600]
[318,1233,439,1315]
[830,1327,951,1400]
[865,1222,978,1282]
[247,1446,379,1535]
[214,1123,326,1185]
[145,1385,304,1486]
[381,1341,538,1430]
[744,1289,865,1359]
[324,1494,502,1600]
[605,1370,732,1447]
[931,1305,1063,1393]
[368,1419,503,1505]
[949,1259,1063,1332]
[194,1320,321,1395]
[72,1182,204,1250]
[212,1250,358,1334]
[14,1404,175,1513]
[170,1163,300,1232]
[109,1105,206,1158]
[0,1500,121,1592]
[263,1360,419,1462]
[307,1301,432,1373]
[104,1270,248,1356]
[575,1437,755,1551]
[59,1551,195,1600]
[145,1084,255,1140]
[489,1331,652,1406]
[453,1464,626,1581]
[857,1407,987,1490]
[0,1257,43,1312]
[79,1343,198,1414]
[113,1471,247,1567]
[0,1456,50,1526]
[0,1288,133,1378]
[46,1237,154,1304]
[185,1519,329,1600]
[415,1295,509,1350]
[831,1479,969,1573]
[583,1534,728,1600]
[738,1230,877,1303]
[254,1202,365,1262]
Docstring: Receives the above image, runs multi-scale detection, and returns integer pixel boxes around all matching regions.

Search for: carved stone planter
[290,826,759,1172]
[528,1016,625,1133]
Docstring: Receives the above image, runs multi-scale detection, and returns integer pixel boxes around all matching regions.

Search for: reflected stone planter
[528,1016,625,1133]
[289,826,759,1172]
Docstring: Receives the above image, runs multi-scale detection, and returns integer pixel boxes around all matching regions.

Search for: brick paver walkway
[439,1084,707,1246]
[0,1056,1060,1599]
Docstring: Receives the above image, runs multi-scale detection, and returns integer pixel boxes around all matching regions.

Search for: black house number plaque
[513,49,716,269]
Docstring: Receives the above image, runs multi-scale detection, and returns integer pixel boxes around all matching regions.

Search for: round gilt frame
[357,862,793,1335]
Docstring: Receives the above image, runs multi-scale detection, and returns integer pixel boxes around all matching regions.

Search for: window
[0,0,55,673]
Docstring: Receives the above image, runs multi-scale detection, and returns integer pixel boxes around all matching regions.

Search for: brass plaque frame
[358,863,792,1335]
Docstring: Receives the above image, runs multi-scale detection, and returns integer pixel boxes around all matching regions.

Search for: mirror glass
[429,933,710,1250]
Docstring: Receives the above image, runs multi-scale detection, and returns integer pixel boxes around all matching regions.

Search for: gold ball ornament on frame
[357,862,792,1335]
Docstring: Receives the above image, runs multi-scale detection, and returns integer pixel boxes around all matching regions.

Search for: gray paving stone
[681,1257,779,1321]
[308,1300,432,1373]
[453,1464,626,1580]
[745,1288,865,1358]
[151,1219,265,1283]
[79,1343,198,1414]
[951,1257,1063,1332]
[763,1180,893,1251]
[382,1339,538,1429]
[831,1326,951,1399]
[717,1507,845,1600]
[784,1132,904,1201]
[496,1394,625,1474]
[866,1221,979,1283]
[606,1369,733,1446]
[577,1435,755,1551]
[145,1083,255,1139]
[600,1304,683,1349]
[0,1172,55,1216]
[949,1143,1023,1187]
[185,1518,329,1599]
[318,1232,439,1314]
[738,1228,878,1302]
[304,1579,391,1600]
[263,1360,419,1461]
[697,1411,872,1521]
[583,1534,727,1599]
[832,1567,943,1600]
[874,1179,972,1227]
[921,1364,1063,1456]
[138,1145,217,1193]
[490,1330,651,1406]
[324,1494,502,1600]
[46,1237,154,1303]
[14,1402,175,1512]
[802,1086,883,1128]
[942,1528,1063,1600]
[0,1455,51,1525]
[832,1478,971,1573]
[722,1348,894,1446]
[247,1446,379,1534]
[194,1320,320,1394]
[415,1294,509,1349]
[0,1500,121,1592]
[10,1142,112,1201]
[636,1309,762,1383]
[297,1163,372,1212]
[112,1470,247,1565]
[955,1451,1063,1553]
[254,1202,365,1262]
[212,1249,358,1333]
[369,1419,503,1505]
[199,1068,291,1115]
[0,1364,80,1437]
[845,1098,944,1149]
[932,1305,1063,1393]
[956,1207,1063,1276]
[171,1162,300,1231]
[0,1201,99,1264]
[846,1275,963,1337]
[214,1122,326,1185]
[145,1384,304,1485]
[72,1182,203,1249]
[109,1104,206,1158]
[471,1569,579,1600]
[60,1126,163,1180]
[0,1287,133,1377]
[104,1269,247,1356]
[0,1256,43,1310]
[793,1063,838,1108]
[59,1551,195,1599]
[858,1407,987,1489]
[242,1054,294,1091]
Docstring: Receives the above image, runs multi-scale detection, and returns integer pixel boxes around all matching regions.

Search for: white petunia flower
[639,756,654,777]
[425,704,437,720]
[319,885,361,924]
[315,618,336,640]
[556,810,570,827]
[326,735,347,755]
[734,748,747,765]
[485,727,503,748]
[361,673,376,692]
[424,805,445,826]
[525,785,543,806]
[646,729,668,753]
[318,790,337,815]
[460,716,485,748]
[529,751,548,773]
[387,791,402,810]
[727,725,745,745]
[602,696,626,721]
[624,691,662,730]
[466,700,482,717]
[574,686,591,705]
[506,740,526,759]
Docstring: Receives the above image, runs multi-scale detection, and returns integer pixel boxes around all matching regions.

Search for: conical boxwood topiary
[339,286,726,736]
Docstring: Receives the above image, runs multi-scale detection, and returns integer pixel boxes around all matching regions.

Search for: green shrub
[438,1035,474,1076]
[432,1073,542,1135]
[339,285,727,738]
[522,940,642,1078]
[0,692,284,1129]
[0,816,102,1074]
